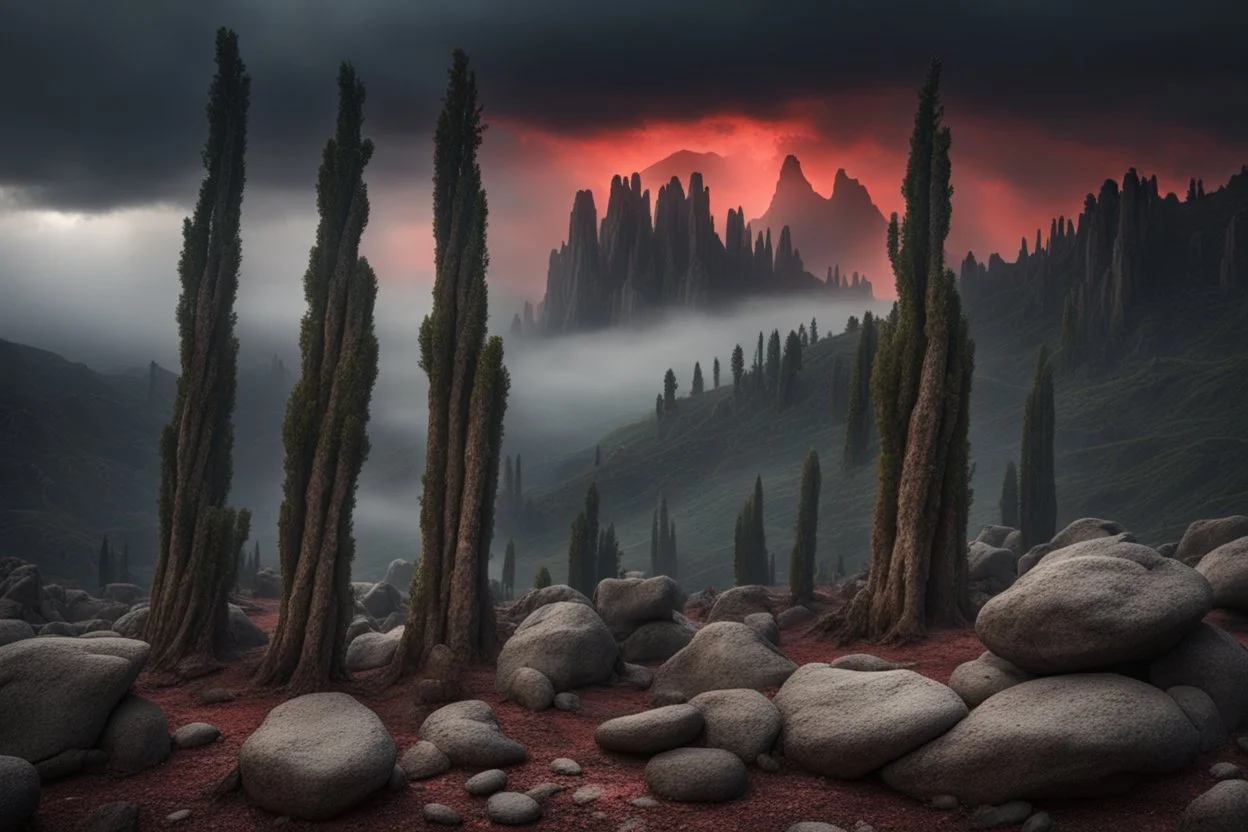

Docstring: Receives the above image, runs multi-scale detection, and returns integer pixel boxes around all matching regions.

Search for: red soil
[33,601,1248,832]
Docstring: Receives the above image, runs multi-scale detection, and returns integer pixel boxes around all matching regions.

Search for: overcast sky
[1,0,1244,370]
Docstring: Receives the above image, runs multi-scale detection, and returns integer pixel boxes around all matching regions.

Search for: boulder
[380,610,404,633]
[111,607,149,640]
[0,636,149,763]
[172,722,221,750]
[651,622,796,704]
[399,740,450,780]
[485,792,542,825]
[254,568,280,598]
[595,576,684,640]
[644,748,748,802]
[976,538,1212,674]
[1049,518,1129,551]
[595,704,704,755]
[554,692,580,712]
[0,619,34,647]
[509,667,555,711]
[35,748,107,781]
[706,585,773,623]
[967,542,1016,594]
[419,700,526,768]
[745,612,780,646]
[0,559,54,624]
[1150,622,1248,732]
[238,692,396,820]
[75,619,115,635]
[1178,780,1248,832]
[620,617,697,664]
[1176,516,1248,566]
[1195,537,1248,613]
[224,605,268,655]
[466,768,508,796]
[345,615,375,645]
[1157,542,1179,558]
[826,654,915,672]
[614,660,654,689]
[550,757,582,776]
[881,674,1201,805]
[774,665,967,779]
[1016,544,1052,576]
[422,803,461,826]
[345,627,403,672]
[948,651,1035,708]
[97,695,170,776]
[0,755,39,829]
[39,621,76,636]
[975,525,1017,549]
[361,582,403,620]
[689,689,781,762]
[1166,686,1227,753]
[101,584,145,606]
[509,585,591,621]
[970,802,1031,828]
[787,825,846,832]
[496,602,618,693]
[80,630,122,639]
[776,606,813,630]
[82,801,140,832]
[381,559,415,592]
[63,591,105,623]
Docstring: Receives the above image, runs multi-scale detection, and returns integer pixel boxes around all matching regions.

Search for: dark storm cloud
[1,0,1243,211]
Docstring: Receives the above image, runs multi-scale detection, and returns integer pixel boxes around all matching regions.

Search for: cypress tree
[597,524,620,584]
[663,369,678,411]
[999,460,1020,528]
[789,450,821,602]
[713,357,721,389]
[843,311,878,467]
[830,354,849,423]
[751,476,767,584]
[691,362,704,396]
[733,476,768,585]
[657,496,671,576]
[765,329,782,392]
[98,535,112,589]
[731,344,745,397]
[799,324,809,347]
[820,59,975,645]
[768,553,776,587]
[503,539,516,601]
[754,332,765,393]
[566,513,591,596]
[655,394,663,422]
[534,566,552,589]
[778,330,802,409]
[846,315,860,334]
[147,29,253,677]
[395,50,510,677]
[257,62,379,691]
[1019,347,1057,548]
[810,318,819,343]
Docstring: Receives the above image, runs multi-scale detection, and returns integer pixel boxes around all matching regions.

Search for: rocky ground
[6,516,1248,831]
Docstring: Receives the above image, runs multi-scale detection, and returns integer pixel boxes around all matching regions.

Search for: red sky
[373,92,1247,302]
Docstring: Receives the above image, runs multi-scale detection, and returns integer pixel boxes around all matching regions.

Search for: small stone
[172,722,220,749]
[550,757,582,776]
[166,810,191,823]
[618,819,646,832]
[485,792,542,825]
[400,740,450,780]
[1021,812,1054,832]
[631,796,660,809]
[423,803,462,826]
[786,824,846,832]
[525,782,566,804]
[193,687,234,705]
[573,785,605,805]
[82,802,139,832]
[971,801,1033,829]
[756,753,780,772]
[554,692,581,712]
[1211,761,1245,780]
[465,768,508,796]
[931,794,959,810]
[388,764,407,791]
[852,824,876,832]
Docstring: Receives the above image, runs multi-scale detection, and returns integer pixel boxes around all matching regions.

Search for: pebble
[465,768,508,796]
[573,785,605,805]
[1021,812,1054,832]
[618,819,646,832]
[166,809,191,823]
[971,801,1033,829]
[931,794,959,810]
[550,757,583,776]
[525,782,567,804]
[171,723,220,749]
[554,692,581,712]
[423,803,462,826]
[1211,762,1245,780]
[631,796,660,809]
[486,792,542,825]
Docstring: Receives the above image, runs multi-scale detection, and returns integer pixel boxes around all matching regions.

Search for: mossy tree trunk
[147,29,253,678]
[254,63,379,693]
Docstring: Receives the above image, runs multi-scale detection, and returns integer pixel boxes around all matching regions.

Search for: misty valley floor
[33,600,1248,832]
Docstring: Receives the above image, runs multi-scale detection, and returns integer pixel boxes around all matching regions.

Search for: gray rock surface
[419,700,526,768]
[787,823,846,832]
[0,619,34,647]
[465,768,508,796]
[224,605,268,655]
[572,785,604,804]
[496,602,618,693]
[1178,780,1248,831]
[1150,622,1248,732]
[1168,686,1230,752]
[553,692,581,712]
[948,651,1035,708]
[776,606,813,630]
[1209,762,1243,781]
[172,722,221,749]
[509,667,556,711]
[644,747,748,802]
[614,660,654,690]
[526,782,567,803]
[651,622,796,704]
[969,801,1031,828]
[689,688,781,762]
[344,627,403,672]
[361,582,403,620]
[423,803,462,826]
[1021,812,1053,832]
[238,692,396,820]
[111,607,149,639]
[595,576,684,640]
[774,665,968,779]
[881,674,1201,805]
[400,740,450,780]
[98,695,170,776]
[509,585,592,621]
[1049,518,1129,550]
[81,801,140,832]
[485,792,542,825]
[0,755,40,829]
[1195,537,1248,613]
[595,704,705,755]
[620,617,697,664]
[744,612,780,645]
[381,559,415,592]
[550,757,582,775]
[1176,516,1248,566]
[706,585,773,623]
[826,654,916,672]
[968,542,1017,593]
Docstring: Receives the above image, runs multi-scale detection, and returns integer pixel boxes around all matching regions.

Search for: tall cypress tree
[789,450,821,602]
[820,59,975,645]
[999,460,1020,529]
[395,51,510,676]
[147,29,253,677]
[502,539,516,601]
[731,345,745,397]
[657,495,671,576]
[810,318,819,343]
[257,63,379,691]
[663,369,678,411]
[666,519,678,578]
[733,476,768,585]
[765,329,782,392]
[754,332,765,393]
[597,523,620,584]
[692,362,704,396]
[778,330,802,409]
[712,357,721,389]
[1019,347,1057,549]
[843,311,878,467]
[566,513,591,595]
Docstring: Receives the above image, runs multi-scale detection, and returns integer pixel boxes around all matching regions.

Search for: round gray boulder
[1178,780,1248,832]
[98,694,170,776]
[1150,621,1248,732]
[508,585,591,622]
[706,585,773,623]
[419,700,526,768]
[1176,516,1248,566]
[774,665,967,779]
[826,654,916,672]
[361,581,403,620]
[466,768,508,796]
[111,607,149,640]
[595,576,684,640]
[644,747,748,802]
[776,606,813,631]
[948,651,1034,708]
[744,612,780,646]
[595,704,704,755]
[1166,686,1228,753]
[239,692,396,820]
[381,558,415,592]
[1195,537,1248,613]
[881,674,1202,805]
[485,792,542,825]
[689,688,781,762]
[968,542,1016,594]
[0,755,40,829]
[1049,518,1129,550]
[400,740,450,780]
[496,602,618,694]
[509,667,555,711]
[0,619,34,648]
[172,722,221,749]
[976,538,1212,674]
[345,627,403,673]
[651,622,797,705]
[621,617,697,664]
[975,525,1017,549]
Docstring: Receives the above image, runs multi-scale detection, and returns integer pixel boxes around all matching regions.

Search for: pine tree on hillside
[765,329,782,392]
[733,476,769,586]
[655,394,663,423]
[820,59,976,645]
[789,450,821,602]
[534,566,552,589]
[666,519,678,578]
[256,61,379,691]
[798,323,809,347]
[98,535,113,589]
[713,357,721,389]
[566,513,591,596]
[597,524,621,584]
[754,332,765,393]
[810,318,819,343]
[731,344,745,397]
[999,461,1019,529]
[1019,347,1057,549]
[845,315,860,333]
[147,29,253,676]
[502,539,516,601]
[692,362,704,396]
[391,51,511,680]
[778,330,802,409]
[663,369,678,412]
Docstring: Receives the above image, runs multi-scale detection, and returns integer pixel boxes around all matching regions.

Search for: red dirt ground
[32,601,1248,832]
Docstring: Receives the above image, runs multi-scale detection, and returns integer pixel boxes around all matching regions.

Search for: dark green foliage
[789,450,821,601]
[655,394,663,421]
[799,324,809,347]
[754,332,765,393]
[692,362,704,396]
[534,566,552,589]
[649,496,677,578]
[597,524,621,583]
[663,369,678,412]
[731,345,745,396]
[503,539,516,601]
[650,508,660,576]
[846,315,860,334]
[733,476,768,585]
[843,311,878,467]
[810,318,819,343]
[778,330,803,409]
[98,535,112,588]
[713,357,721,390]
[567,482,600,596]
[999,461,1019,528]
[765,330,782,392]
[1019,347,1057,548]
[768,553,775,586]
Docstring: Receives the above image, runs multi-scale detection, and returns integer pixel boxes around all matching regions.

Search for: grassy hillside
[502,290,1248,591]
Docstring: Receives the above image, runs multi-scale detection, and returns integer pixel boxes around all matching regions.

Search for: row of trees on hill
[566,483,624,597]
[998,347,1058,548]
